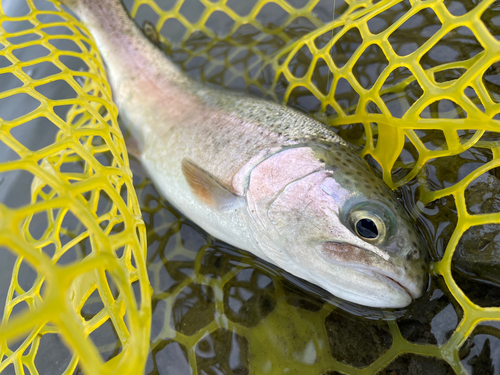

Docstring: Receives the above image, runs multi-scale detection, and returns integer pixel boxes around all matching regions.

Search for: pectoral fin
[125,135,142,160]
[181,158,244,211]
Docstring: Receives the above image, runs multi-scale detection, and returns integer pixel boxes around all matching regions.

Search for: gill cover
[246,143,427,308]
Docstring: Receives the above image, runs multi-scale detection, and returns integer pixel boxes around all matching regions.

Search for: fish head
[252,145,427,308]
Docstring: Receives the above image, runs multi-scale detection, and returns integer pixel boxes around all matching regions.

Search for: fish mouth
[384,275,413,298]
[319,242,423,301]
[355,267,416,299]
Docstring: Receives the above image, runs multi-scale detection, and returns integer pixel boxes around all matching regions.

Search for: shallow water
[124,0,500,373]
[128,153,499,374]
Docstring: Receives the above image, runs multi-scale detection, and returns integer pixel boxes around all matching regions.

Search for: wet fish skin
[59,0,427,308]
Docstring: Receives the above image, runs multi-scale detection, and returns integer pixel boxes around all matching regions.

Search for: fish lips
[319,241,425,305]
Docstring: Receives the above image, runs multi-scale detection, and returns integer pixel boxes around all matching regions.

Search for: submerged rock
[465,172,500,215]
[324,310,392,368]
[451,170,500,287]
[379,353,455,375]
[195,329,250,375]
[453,224,500,286]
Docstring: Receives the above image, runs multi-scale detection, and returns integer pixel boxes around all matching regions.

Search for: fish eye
[351,212,385,243]
[347,203,393,244]
[355,218,378,239]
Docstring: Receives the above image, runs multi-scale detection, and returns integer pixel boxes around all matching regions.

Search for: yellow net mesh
[1,0,500,373]
[128,0,500,373]
[0,1,150,374]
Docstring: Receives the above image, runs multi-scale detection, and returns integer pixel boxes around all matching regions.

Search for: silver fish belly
[60,0,427,308]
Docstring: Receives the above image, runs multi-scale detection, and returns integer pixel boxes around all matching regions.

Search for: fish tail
[57,0,186,86]
[57,0,85,13]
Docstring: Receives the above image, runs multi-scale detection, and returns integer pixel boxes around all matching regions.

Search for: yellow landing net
[0,0,150,374]
[0,0,499,374]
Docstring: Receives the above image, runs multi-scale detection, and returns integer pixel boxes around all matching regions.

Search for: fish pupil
[356,218,378,239]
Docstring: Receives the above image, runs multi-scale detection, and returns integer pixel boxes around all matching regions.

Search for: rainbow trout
[59,0,427,308]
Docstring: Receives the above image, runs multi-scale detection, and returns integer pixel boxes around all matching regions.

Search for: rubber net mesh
[0,0,500,374]
[0,0,151,374]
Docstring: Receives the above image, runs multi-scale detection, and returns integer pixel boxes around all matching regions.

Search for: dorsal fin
[142,21,161,46]
[181,158,244,211]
